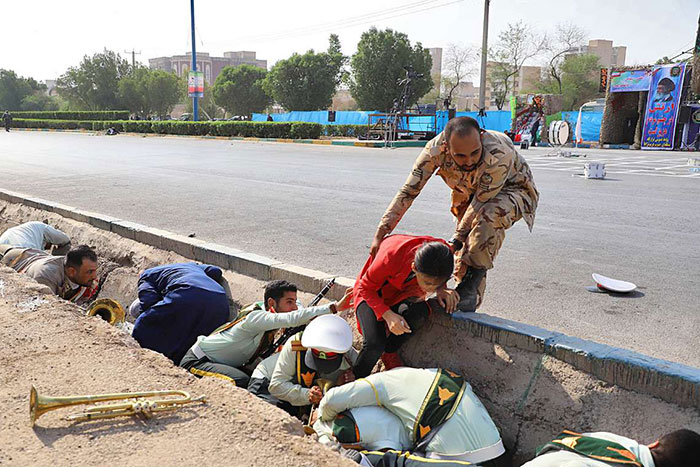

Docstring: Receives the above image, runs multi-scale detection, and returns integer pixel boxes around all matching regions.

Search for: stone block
[193,243,243,269]
[270,263,334,295]
[110,220,148,240]
[228,251,281,281]
[50,203,79,219]
[159,233,206,260]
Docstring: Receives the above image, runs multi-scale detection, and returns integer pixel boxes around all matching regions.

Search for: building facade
[566,39,627,67]
[149,51,267,85]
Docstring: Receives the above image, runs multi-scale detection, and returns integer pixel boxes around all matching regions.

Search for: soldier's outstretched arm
[371,141,441,255]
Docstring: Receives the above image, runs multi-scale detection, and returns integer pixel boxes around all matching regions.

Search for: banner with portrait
[641,63,686,150]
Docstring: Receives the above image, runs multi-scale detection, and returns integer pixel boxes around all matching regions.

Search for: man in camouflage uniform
[370,116,538,312]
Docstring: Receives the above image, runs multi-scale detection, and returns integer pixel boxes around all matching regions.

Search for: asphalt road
[1,131,698,367]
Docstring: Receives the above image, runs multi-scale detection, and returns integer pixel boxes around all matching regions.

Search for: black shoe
[454,267,487,312]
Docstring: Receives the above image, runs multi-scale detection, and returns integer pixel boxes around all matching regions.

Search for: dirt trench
[0,202,356,467]
[1,200,699,466]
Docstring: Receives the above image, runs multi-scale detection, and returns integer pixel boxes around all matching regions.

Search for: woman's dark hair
[414,242,454,279]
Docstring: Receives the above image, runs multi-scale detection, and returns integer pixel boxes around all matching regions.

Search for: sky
[2,0,697,81]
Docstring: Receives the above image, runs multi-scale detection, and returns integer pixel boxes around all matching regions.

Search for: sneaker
[381,352,403,370]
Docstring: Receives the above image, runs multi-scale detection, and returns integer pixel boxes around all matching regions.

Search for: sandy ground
[0,267,356,467]
[1,200,699,466]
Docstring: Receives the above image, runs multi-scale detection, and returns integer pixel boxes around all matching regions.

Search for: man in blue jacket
[131,262,233,364]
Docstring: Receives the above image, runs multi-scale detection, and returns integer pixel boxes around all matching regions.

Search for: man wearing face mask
[370,117,539,313]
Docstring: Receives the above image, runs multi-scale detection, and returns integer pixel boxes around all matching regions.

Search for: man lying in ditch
[0,220,72,255]
[0,244,98,304]
[180,280,353,387]
[522,428,700,467]
[129,262,235,365]
[316,366,506,466]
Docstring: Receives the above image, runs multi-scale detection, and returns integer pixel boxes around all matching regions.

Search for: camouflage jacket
[378,130,539,242]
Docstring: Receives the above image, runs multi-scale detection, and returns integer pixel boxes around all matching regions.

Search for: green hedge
[14,119,324,139]
[11,111,130,121]
[324,124,366,137]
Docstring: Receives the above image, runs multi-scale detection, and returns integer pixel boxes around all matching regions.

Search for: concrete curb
[1,187,699,409]
[12,127,427,148]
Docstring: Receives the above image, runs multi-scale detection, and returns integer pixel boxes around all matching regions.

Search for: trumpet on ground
[86,298,125,326]
[29,386,207,427]
[304,378,333,435]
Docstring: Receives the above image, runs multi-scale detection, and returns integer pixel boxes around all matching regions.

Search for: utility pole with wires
[124,49,141,69]
[477,0,490,117]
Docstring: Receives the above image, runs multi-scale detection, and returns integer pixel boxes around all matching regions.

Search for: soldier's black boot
[455,267,487,312]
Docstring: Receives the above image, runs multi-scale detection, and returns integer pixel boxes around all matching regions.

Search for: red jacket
[354,234,448,321]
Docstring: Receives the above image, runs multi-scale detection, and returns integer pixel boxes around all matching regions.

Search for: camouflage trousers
[453,191,523,307]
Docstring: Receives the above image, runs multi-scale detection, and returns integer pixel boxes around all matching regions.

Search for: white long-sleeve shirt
[313,405,410,452]
[195,303,334,368]
[319,367,502,461]
[269,334,358,407]
[0,221,70,250]
[521,432,655,467]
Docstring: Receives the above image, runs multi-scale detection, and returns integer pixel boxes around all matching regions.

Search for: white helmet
[302,314,353,373]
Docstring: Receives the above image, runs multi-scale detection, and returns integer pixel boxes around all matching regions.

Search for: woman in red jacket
[352,234,459,378]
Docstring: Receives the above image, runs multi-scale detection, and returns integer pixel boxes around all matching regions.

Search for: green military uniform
[522,431,655,467]
[268,330,357,407]
[179,301,334,386]
[377,130,539,306]
[318,367,504,465]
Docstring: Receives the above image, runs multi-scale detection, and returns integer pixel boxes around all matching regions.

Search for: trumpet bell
[86,298,125,325]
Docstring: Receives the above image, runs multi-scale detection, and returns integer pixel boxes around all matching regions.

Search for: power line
[232,0,439,42]
[231,0,464,44]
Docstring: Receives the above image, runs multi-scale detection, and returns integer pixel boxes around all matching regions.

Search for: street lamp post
[190,0,198,121]
[478,0,490,116]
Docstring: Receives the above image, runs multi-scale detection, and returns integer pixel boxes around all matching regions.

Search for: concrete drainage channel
[0,189,699,464]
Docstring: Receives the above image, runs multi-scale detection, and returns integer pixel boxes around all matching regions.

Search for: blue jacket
[132,263,229,363]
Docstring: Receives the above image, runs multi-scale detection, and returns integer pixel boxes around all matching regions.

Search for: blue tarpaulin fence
[561,110,603,142]
[253,110,513,134]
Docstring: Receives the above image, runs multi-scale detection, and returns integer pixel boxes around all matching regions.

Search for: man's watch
[330,303,338,314]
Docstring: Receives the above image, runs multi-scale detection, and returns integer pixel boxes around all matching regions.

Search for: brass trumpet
[86,298,125,326]
[30,385,206,427]
[303,378,333,435]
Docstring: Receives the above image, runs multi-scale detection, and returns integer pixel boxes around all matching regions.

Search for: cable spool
[86,298,125,326]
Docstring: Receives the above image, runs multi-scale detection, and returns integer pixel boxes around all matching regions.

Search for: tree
[118,67,149,117]
[558,54,602,110]
[0,69,33,110]
[213,65,270,117]
[441,43,478,106]
[264,35,346,111]
[145,69,182,118]
[488,21,545,110]
[350,27,433,111]
[119,67,182,118]
[543,23,587,94]
[538,54,602,110]
[56,49,130,110]
[20,94,59,111]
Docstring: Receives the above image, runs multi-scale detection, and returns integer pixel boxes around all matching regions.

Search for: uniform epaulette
[291,340,307,352]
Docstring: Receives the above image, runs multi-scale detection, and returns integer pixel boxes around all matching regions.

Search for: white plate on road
[592,273,637,293]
